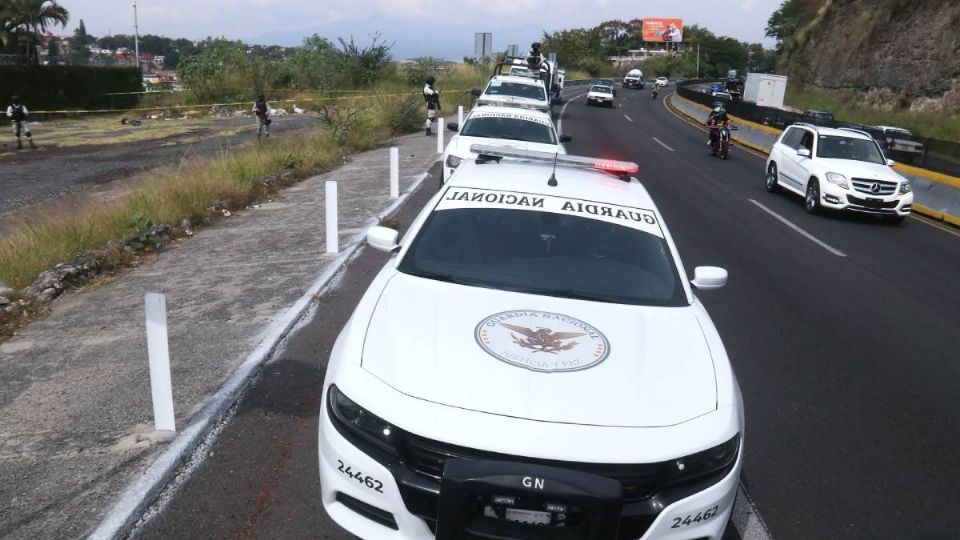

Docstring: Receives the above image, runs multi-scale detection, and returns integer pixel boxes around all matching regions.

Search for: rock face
[784,0,960,112]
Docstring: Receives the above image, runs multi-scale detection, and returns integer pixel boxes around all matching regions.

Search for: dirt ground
[0,113,321,227]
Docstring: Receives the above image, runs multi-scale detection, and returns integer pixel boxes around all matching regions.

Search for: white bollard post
[436,117,444,154]
[325,181,338,254]
[457,105,463,129]
[389,147,399,199]
[144,293,175,432]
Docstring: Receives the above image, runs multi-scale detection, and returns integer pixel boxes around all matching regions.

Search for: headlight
[825,172,848,189]
[446,154,462,169]
[662,434,740,487]
[899,181,912,194]
[327,385,398,456]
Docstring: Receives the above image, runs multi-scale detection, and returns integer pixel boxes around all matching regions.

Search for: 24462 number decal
[671,505,720,528]
[337,459,384,493]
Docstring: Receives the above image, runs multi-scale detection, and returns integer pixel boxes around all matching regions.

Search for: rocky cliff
[782,0,960,112]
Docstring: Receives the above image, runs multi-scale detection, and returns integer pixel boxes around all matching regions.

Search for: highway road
[133,86,960,540]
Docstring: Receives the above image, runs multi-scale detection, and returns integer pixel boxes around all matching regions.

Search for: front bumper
[820,183,914,216]
[319,401,742,540]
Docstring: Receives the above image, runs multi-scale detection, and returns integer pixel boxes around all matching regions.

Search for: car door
[783,129,814,190]
[777,128,803,188]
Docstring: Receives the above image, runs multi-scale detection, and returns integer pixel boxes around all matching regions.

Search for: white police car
[474,75,551,112]
[318,146,744,540]
[441,106,571,182]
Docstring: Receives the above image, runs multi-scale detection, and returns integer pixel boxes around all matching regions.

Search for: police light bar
[470,144,639,176]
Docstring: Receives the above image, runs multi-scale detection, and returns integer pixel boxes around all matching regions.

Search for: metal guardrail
[676,81,960,178]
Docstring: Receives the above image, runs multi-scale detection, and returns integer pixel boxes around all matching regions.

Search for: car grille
[846,194,899,209]
[851,178,897,195]
[401,433,663,501]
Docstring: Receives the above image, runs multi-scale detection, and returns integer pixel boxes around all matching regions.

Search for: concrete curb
[88,166,434,540]
[667,94,960,227]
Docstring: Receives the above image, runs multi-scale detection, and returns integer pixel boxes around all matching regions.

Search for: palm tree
[3,0,69,63]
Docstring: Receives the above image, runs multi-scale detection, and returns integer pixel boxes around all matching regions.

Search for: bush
[0,65,141,112]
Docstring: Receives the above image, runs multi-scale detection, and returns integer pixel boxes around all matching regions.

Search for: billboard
[643,18,683,42]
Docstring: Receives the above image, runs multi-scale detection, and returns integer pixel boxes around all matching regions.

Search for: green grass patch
[0,88,429,290]
[785,87,960,142]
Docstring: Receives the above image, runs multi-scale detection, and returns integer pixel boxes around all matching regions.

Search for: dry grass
[0,80,460,291]
[0,129,342,289]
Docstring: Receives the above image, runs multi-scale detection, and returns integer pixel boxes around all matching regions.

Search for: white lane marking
[624,114,633,123]
[651,137,675,152]
[732,483,773,540]
[748,199,848,257]
[556,88,589,135]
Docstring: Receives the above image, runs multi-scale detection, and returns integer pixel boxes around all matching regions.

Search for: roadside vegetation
[785,88,960,142]
[0,35,487,293]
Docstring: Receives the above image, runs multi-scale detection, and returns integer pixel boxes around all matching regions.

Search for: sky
[60,0,783,58]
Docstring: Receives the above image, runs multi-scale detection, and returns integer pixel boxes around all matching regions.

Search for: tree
[766,0,818,49]
[2,0,69,62]
[73,18,93,46]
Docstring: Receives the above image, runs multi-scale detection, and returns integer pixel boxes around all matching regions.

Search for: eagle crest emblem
[501,324,586,354]
[475,310,610,373]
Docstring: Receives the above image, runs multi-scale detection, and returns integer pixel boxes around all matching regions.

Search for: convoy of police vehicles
[318,43,749,540]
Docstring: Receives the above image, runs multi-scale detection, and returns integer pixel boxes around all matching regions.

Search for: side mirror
[797,148,811,158]
[886,158,895,166]
[447,122,459,132]
[367,226,399,253]
[559,134,572,143]
[470,88,482,98]
[691,266,727,290]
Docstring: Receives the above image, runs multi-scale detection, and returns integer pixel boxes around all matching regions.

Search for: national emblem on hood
[475,310,610,373]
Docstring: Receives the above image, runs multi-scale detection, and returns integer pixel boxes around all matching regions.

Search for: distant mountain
[245,18,549,60]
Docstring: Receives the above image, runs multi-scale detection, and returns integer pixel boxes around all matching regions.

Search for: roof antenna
[547,151,559,187]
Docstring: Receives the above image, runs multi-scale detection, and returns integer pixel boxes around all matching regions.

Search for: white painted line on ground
[89,170,433,540]
[556,88,589,135]
[623,114,633,123]
[652,137,675,152]
[732,483,773,540]
[748,199,847,257]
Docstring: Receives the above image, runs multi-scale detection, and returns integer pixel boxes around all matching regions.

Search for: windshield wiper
[527,288,624,304]
[407,269,470,285]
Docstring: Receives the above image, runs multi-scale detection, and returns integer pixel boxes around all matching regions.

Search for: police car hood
[361,274,717,428]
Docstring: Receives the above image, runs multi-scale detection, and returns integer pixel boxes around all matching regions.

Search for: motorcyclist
[423,75,441,136]
[706,105,729,146]
[651,86,659,99]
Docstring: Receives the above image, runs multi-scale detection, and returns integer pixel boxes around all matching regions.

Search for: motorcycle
[709,125,737,159]
[651,88,659,99]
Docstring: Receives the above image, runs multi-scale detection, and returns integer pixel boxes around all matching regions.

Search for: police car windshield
[817,136,885,164]
[485,82,547,101]
[399,198,685,307]
[460,116,557,145]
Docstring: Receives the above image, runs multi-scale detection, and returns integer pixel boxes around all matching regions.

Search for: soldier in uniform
[423,76,441,136]
[6,96,36,149]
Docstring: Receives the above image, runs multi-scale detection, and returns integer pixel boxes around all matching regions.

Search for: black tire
[765,163,780,193]
[805,179,822,214]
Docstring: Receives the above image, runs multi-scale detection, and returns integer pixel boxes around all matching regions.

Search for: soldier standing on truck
[423,76,440,136]
[6,96,36,150]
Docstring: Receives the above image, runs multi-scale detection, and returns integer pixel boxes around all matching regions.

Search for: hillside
[780,0,960,113]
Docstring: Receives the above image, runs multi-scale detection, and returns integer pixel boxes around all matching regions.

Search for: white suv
[318,146,744,540]
[764,124,914,223]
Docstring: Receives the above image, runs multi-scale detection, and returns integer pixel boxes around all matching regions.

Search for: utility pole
[132,1,140,69]
[696,42,700,79]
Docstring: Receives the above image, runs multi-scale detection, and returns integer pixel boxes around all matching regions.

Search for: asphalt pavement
[561,86,960,539]
[132,87,960,540]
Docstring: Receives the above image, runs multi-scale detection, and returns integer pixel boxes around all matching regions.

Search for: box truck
[743,73,787,109]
